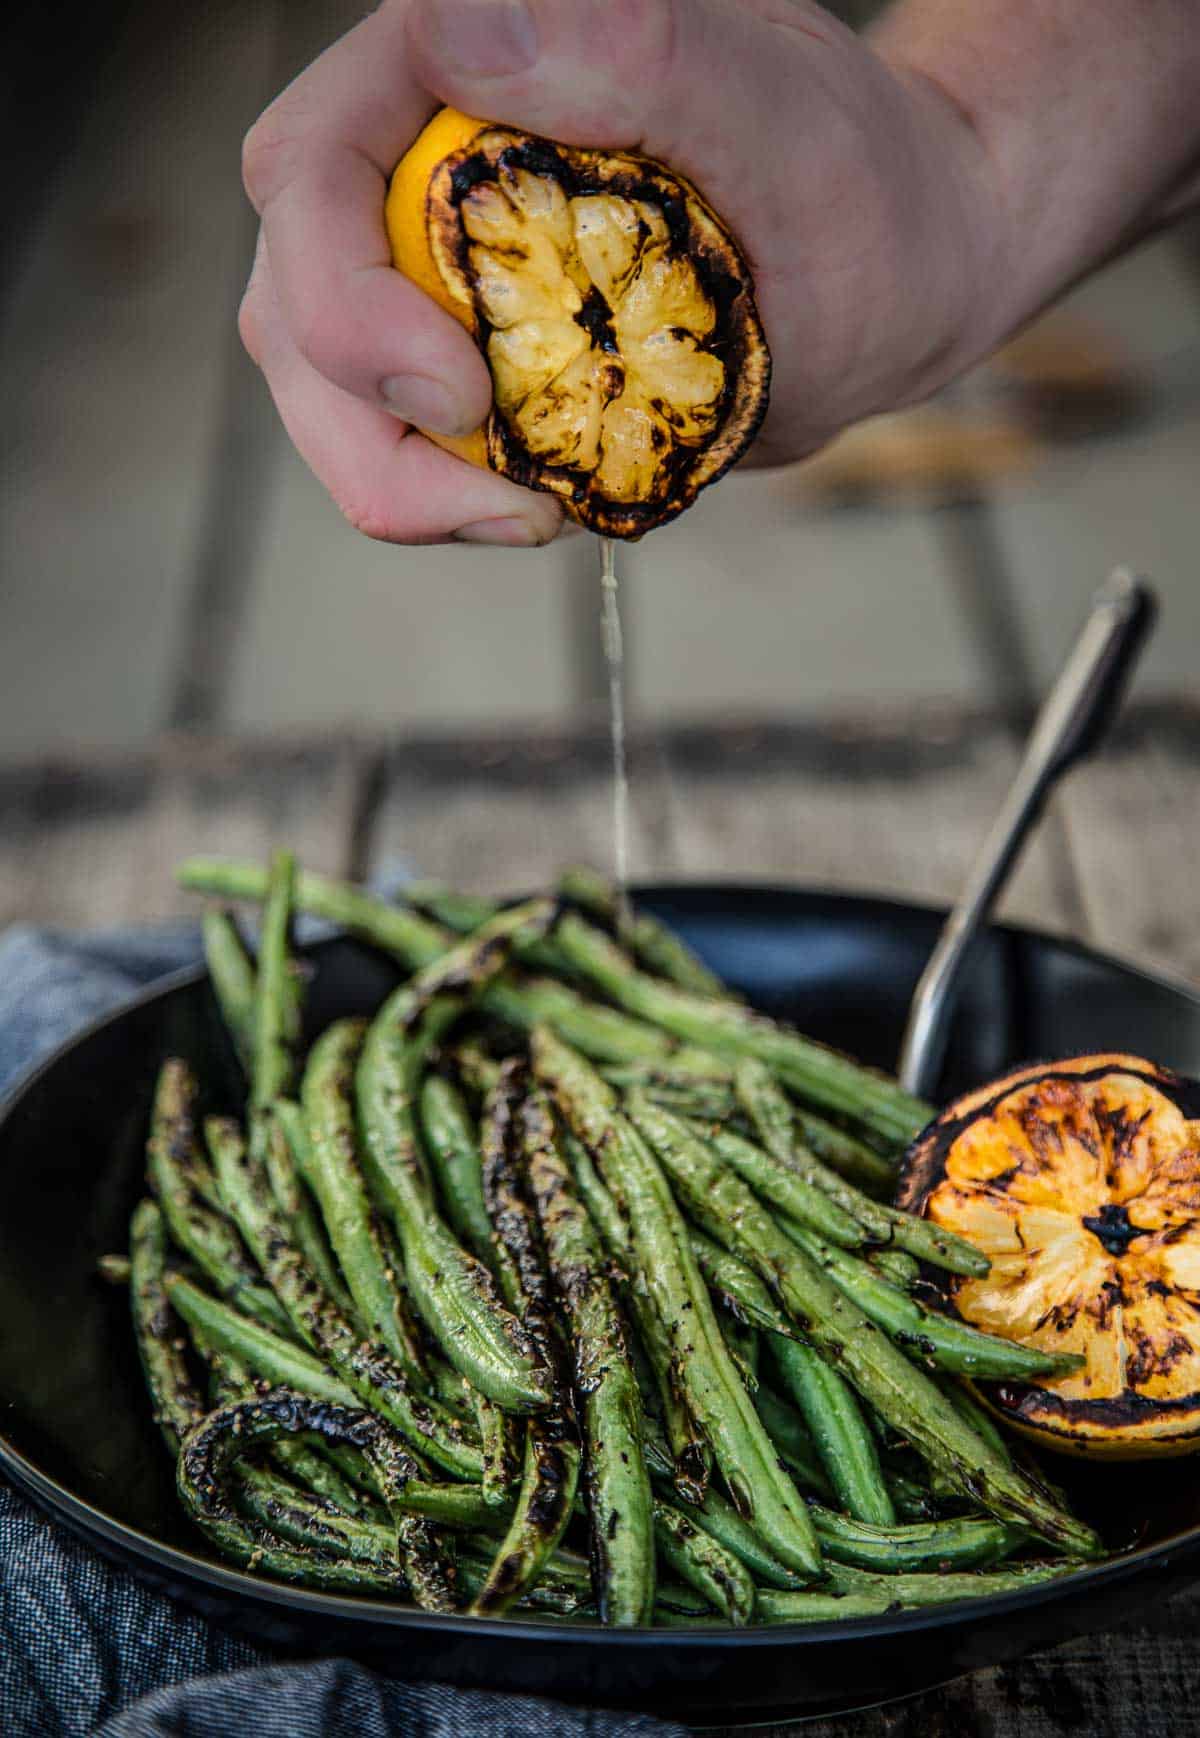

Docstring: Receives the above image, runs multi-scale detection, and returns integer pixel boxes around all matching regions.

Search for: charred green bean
[533,1027,821,1580]
[653,1502,755,1624]
[129,1199,206,1454]
[202,909,257,1072]
[205,1116,483,1479]
[526,1089,655,1625]
[784,1224,1083,1382]
[469,1062,581,1616]
[554,913,931,1148]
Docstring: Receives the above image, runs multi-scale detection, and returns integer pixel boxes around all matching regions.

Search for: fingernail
[421,0,539,77]
[380,374,473,436]
[454,515,549,546]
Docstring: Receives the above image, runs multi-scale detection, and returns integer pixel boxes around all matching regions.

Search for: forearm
[871,0,1200,352]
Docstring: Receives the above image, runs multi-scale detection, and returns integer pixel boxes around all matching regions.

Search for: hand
[239,0,1000,546]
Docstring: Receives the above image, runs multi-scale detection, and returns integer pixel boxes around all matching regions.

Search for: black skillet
[2,891,1200,1727]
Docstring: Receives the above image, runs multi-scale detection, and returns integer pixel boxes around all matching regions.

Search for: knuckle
[605,0,678,93]
[237,287,264,365]
[241,101,309,211]
[337,494,402,544]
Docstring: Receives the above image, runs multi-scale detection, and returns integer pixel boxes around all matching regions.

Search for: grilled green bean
[633,1094,892,1526]
[792,1106,895,1196]
[695,1124,867,1252]
[675,1486,808,1591]
[783,1224,1084,1382]
[768,1335,894,1528]
[719,1313,759,1392]
[685,1232,778,1333]
[888,1473,940,1522]
[809,1505,1025,1572]
[279,1096,430,1381]
[526,1090,655,1625]
[178,858,675,1065]
[553,913,932,1148]
[146,1059,292,1337]
[725,1062,988,1277]
[451,1041,503,1100]
[654,1502,755,1624]
[228,1424,503,1535]
[251,849,302,1111]
[559,866,731,999]
[205,1116,482,1479]
[263,1112,359,1321]
[686,1227,799,1340]
[232,1462,397,1564]
[562,1132,712,1506]
[202,909,257,1071]
[472,1386,521,1510]
[419,1073,493,1259]
[532,1027,822,1580]
[457,1544,594,1616]
[166,1272,356,1407]
[751,1590,897,1623]
[189,1324,384,1524]
[357,904,555,1412]
[752,1386,832,1498]
[178,857,450,969]
[483,974,674,1065]
[300,1018,429,1376]
[177,1391,456,1610]
[609,1076,737,1123]
[867,1249,922,1291]
[469,1063,581,1616]
[816,1557,1073,1606]
[129,1199,206,1454]
[936,1378,1014,1466]
[632,1094,1101,1557]
[402,881,501,932]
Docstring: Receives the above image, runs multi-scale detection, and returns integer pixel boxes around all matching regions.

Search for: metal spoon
[897,567,1156,1100]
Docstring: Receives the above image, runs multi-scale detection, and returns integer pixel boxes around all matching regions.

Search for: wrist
[872,0,1200,354]
[870,52,1014,390]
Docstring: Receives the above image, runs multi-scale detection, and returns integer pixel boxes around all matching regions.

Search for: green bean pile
[112,852,1104,1627]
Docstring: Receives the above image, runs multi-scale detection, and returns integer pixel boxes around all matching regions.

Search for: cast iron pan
[3,886,1200,1726]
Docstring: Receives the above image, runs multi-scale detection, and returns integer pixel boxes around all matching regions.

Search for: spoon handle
[897,568,1156,1100]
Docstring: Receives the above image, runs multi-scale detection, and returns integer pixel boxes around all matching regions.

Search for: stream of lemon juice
[598,536,633,935]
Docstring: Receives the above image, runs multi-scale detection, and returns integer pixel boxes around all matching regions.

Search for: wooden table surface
[4,699,1200,1735]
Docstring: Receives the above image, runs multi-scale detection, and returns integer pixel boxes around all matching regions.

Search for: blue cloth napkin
[0,923,683,1738]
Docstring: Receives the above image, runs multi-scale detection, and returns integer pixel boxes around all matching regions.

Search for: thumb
[404,0,688,147]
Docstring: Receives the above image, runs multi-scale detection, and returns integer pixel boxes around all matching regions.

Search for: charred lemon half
[899,1054,1200,1458]
[385,107,771,538]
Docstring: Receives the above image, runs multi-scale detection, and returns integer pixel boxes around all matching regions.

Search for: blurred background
[2,0,1199,964]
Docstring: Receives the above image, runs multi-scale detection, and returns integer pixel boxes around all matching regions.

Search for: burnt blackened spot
[607,1510,620,1540]
[449,151,499,204]
[896,1331,938,1359]
[574,285,618,353]
[1082,1202,1145,1257]
[503,137,574,188]
[1094,1277,1124,1329]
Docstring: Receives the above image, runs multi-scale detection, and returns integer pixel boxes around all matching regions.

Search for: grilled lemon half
[385,107,771,538]
[899,1054,1200,1458]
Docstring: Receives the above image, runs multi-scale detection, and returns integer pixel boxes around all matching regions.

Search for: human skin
[238,0,1200,547]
